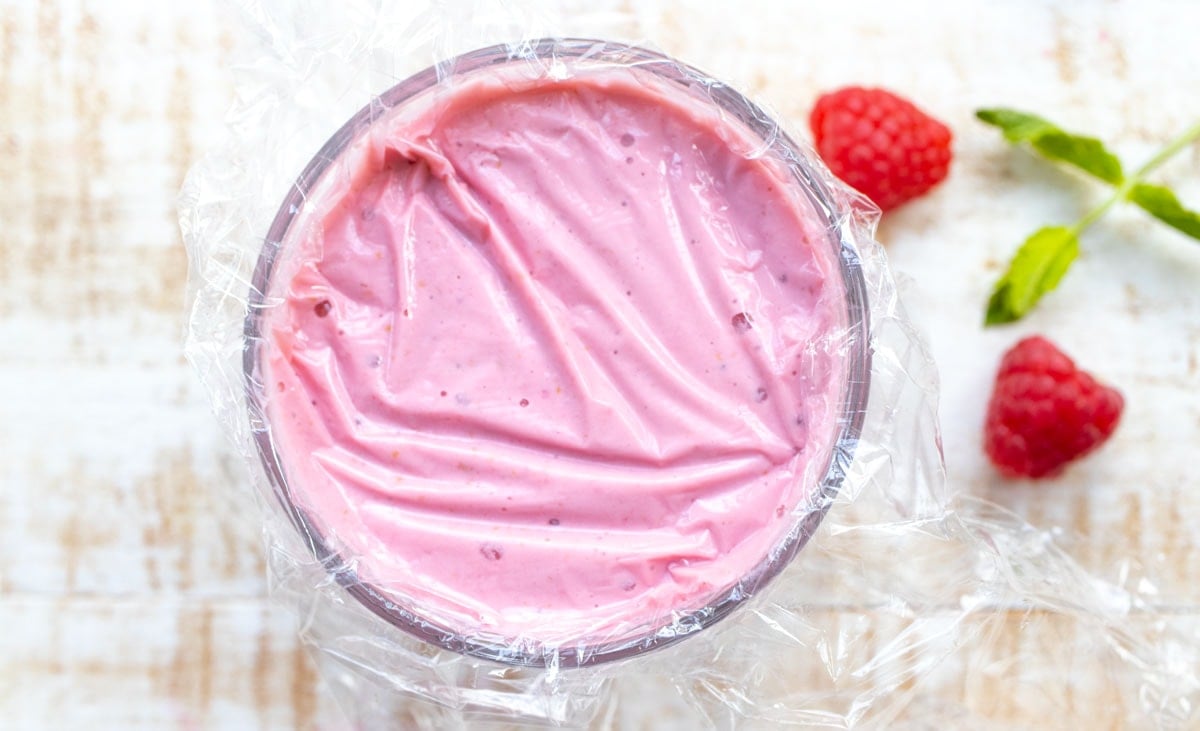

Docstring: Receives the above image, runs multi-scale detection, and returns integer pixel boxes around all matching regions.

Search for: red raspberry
[809,86,952,212]
[984,336,1124,479]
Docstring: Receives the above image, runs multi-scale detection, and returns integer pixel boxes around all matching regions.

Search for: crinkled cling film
[247,39,869,668]
[181,3,1199,729]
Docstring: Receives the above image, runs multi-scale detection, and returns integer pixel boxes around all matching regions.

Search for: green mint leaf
[1127,182,1200,240]
[985,226,1080,325]
[976,108,1125,185]
[976,108,1055,142]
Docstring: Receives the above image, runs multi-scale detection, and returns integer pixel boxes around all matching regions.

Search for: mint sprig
[977,110,1200,325]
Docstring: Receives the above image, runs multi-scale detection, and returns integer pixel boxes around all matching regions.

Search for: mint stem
[1133,120,1200,178]
[1071,120,1200,235]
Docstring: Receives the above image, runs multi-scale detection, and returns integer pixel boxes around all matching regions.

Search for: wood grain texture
[0,2,336,728]
[2,0,1198,729]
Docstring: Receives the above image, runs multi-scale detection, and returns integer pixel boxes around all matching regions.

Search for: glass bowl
[244,38,871,668]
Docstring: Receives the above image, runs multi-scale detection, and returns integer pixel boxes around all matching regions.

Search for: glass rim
[244,37,872,669]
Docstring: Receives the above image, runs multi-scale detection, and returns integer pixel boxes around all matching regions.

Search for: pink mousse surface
[262,67,845,645]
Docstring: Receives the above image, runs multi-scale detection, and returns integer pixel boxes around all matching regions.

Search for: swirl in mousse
[257,54,859,662]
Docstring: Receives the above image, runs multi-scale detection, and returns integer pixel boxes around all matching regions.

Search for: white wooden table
[3,1,1199,728]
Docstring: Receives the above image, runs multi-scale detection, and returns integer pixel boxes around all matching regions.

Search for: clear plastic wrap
[180,3,1199,728]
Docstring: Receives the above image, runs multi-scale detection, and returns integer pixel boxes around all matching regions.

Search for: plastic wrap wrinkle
[181,2,1200,728]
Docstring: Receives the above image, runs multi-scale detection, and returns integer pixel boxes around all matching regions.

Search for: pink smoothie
[262,67,846,646]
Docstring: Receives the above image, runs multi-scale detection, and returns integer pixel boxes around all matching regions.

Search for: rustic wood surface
[2,1,1198,729]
